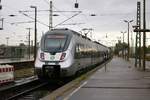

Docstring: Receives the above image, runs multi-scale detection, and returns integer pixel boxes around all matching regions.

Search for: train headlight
[60,53,66,60]
[40,52,45,60]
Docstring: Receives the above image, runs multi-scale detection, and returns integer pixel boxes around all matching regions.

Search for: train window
[75,44,80,53]
[44,34,67,52]
[75,44,80,59]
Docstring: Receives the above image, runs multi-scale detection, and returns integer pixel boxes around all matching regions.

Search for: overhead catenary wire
[54,11,82,28]
[2,1,84,37]
[19,9,82,13]
[0,1,49,45]
[3,20,31,29]
[1,5,35,30]
[53,5,84,29]
[19,11,49,28]
[10,21,34,25]
[60,23,85,26]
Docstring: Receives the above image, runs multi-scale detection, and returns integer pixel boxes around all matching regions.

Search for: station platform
[0,58,33,64]
[63,57,150,100]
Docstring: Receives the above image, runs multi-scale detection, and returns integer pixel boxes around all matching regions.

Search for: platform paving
[63,57,150,100]
[0,58,34,64]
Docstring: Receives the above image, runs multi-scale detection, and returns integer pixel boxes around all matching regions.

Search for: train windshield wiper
[58,42,63,50]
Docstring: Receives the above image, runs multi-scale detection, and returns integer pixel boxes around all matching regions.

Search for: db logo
[50,55,55,60]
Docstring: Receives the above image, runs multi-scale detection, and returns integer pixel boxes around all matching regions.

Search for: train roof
[47,28,92,41]
[46,28,109,49]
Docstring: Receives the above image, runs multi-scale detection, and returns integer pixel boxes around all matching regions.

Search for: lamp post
[6,37,9,46]
[124,20,133,61]
[121,31,126,44]
[49,0,53,30]
[26,28,32,59]
[30,6,37,61]
[121,31,126,58]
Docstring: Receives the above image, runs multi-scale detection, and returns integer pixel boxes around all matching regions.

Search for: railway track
[0,76,69,100]
[0,77,40,100]
[0,58,112,100]
[7,81,48,100]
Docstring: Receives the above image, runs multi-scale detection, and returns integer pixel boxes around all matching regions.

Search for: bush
[146,56,150,61]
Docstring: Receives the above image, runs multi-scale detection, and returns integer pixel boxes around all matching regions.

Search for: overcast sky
[0,0,150,46]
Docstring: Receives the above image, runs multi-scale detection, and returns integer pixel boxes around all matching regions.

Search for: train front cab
[35,30,76,79]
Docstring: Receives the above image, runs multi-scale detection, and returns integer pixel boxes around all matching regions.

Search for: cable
[18,10,49,13]
[53,5,84,29]
[60,23,84,26]
[10,21,34,25]
[19,11,49,27]
[54,11,81,28]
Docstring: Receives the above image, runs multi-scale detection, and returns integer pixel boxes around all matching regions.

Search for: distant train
[35,28,111,79]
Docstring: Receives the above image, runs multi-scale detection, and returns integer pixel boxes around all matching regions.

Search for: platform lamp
[124,20,133,61]
[121,31,126,58]
[30,6,37,61]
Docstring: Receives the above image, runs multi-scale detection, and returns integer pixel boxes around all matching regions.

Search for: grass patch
[14,68,34,80]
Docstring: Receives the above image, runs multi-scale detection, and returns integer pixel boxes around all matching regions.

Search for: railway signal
[0,0,2,10]
[74,0,79,8]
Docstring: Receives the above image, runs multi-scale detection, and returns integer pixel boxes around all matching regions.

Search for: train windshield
[44,34,68,52]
